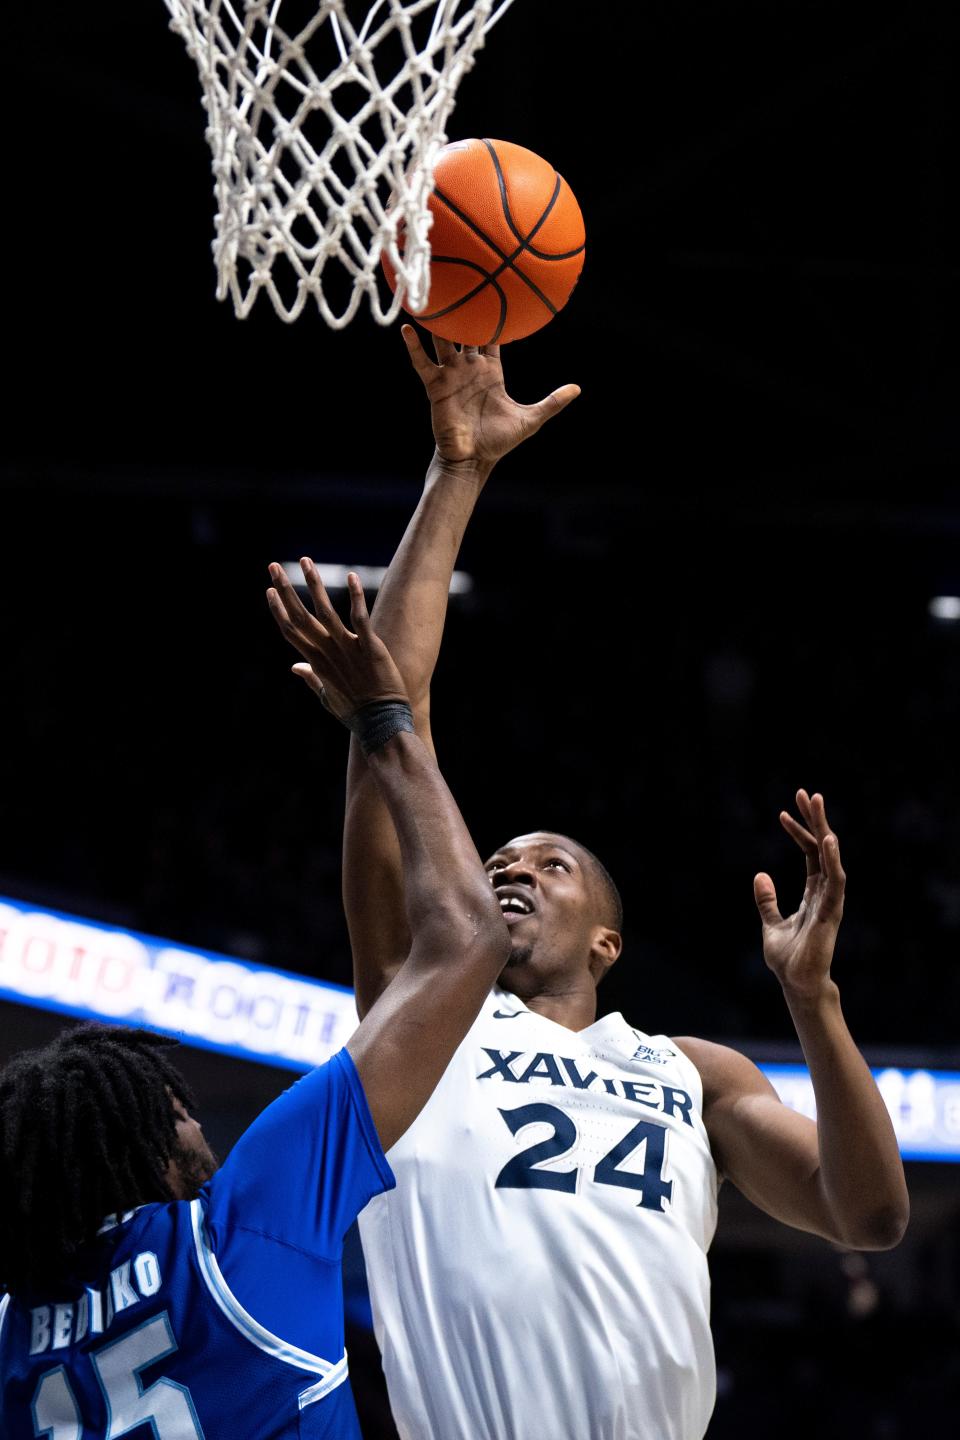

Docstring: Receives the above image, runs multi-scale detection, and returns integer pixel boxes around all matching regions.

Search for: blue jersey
[0,1048,394,1439]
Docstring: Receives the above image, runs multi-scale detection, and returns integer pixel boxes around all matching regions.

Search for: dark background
[3,2,960,1435]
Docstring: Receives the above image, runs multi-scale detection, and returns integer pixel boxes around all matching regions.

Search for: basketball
[384,138,586,345]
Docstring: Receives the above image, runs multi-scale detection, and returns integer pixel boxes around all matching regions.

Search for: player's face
[483,832,616,997]
[164,1096,219,1200]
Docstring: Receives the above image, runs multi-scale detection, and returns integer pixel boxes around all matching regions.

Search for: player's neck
[523,988,598,1033]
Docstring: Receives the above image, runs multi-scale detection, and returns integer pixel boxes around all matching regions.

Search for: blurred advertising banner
[0,894,356,1072]
[765,1064,960,1163]
[1,893,958,1161]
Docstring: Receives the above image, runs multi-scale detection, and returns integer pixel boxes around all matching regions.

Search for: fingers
[549,383,582,411]
[266,562,345,672]
[268,562,317,632]
[819,831,846,920]
[299,557,346,635]
[802,790,836,846]
[753,873,783,929]
[293,663,346,719]
[779,810,820,877]
[795,788,814,826]
[431,333,458,366]
[782,790,845,915]
[528,383,581,431]
[788,788,841,863]
[407,325,500,368]
[347,572,371,638]
[796,788,826,839]
[401,324,437,379]
[266,587,321,661]
[291,662,326,702]
[266,585,292,636]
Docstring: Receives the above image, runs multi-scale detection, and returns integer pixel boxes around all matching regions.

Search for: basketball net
[164,0,515,326]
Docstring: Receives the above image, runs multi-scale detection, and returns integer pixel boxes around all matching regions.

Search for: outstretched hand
[402,324,580,472]
[754,790,846,1002]
[266,560,409,722]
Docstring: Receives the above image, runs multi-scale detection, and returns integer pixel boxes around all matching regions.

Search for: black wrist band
[347,700,415,756]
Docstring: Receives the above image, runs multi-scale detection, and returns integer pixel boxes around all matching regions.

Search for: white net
[164,0,515,325]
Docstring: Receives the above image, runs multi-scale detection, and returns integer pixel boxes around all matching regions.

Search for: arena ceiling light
[928,596,960,621]
[283,562,473,596]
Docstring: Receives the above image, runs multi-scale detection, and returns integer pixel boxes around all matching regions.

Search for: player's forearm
[364,728,504,953]
[785,982,909,1249]
[368,453,489,705]
[342,453,492,1004]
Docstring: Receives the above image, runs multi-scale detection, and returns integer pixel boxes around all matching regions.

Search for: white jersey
[359,987,719,1440]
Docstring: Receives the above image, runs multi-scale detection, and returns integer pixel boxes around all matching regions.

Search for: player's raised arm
[335,328,580,1015]
[267,560,510,1150]
[677,792,909,1250]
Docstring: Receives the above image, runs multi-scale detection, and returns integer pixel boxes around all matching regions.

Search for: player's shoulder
[671,1036,771,1110]
[83,1202,182,1261]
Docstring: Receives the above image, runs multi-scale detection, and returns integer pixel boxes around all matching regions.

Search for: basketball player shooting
[0,568,511,1439]
[287,333,910,1440]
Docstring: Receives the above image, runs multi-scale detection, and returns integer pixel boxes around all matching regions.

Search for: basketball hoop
[163,0,516,326]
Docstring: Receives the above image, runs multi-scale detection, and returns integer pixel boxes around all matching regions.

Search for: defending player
[0,566,510,1439]
[296,333,910,1440]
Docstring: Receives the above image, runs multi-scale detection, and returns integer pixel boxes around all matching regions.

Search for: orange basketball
[384,138,586,345]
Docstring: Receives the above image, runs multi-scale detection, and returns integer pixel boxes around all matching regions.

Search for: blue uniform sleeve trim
[297,1357,351,1410]
[334,1047,396,1193]
[190,1198,349,1404]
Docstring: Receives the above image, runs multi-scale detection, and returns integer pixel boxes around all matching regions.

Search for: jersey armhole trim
[0,1293,9,1345]
[298,1356,350,1410]
[664,1037,706,1115]
[189,1197,349,1407]
[666,1038,721,1203]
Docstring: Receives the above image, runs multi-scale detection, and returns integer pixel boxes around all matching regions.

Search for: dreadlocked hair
[0,1024,197,1296]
